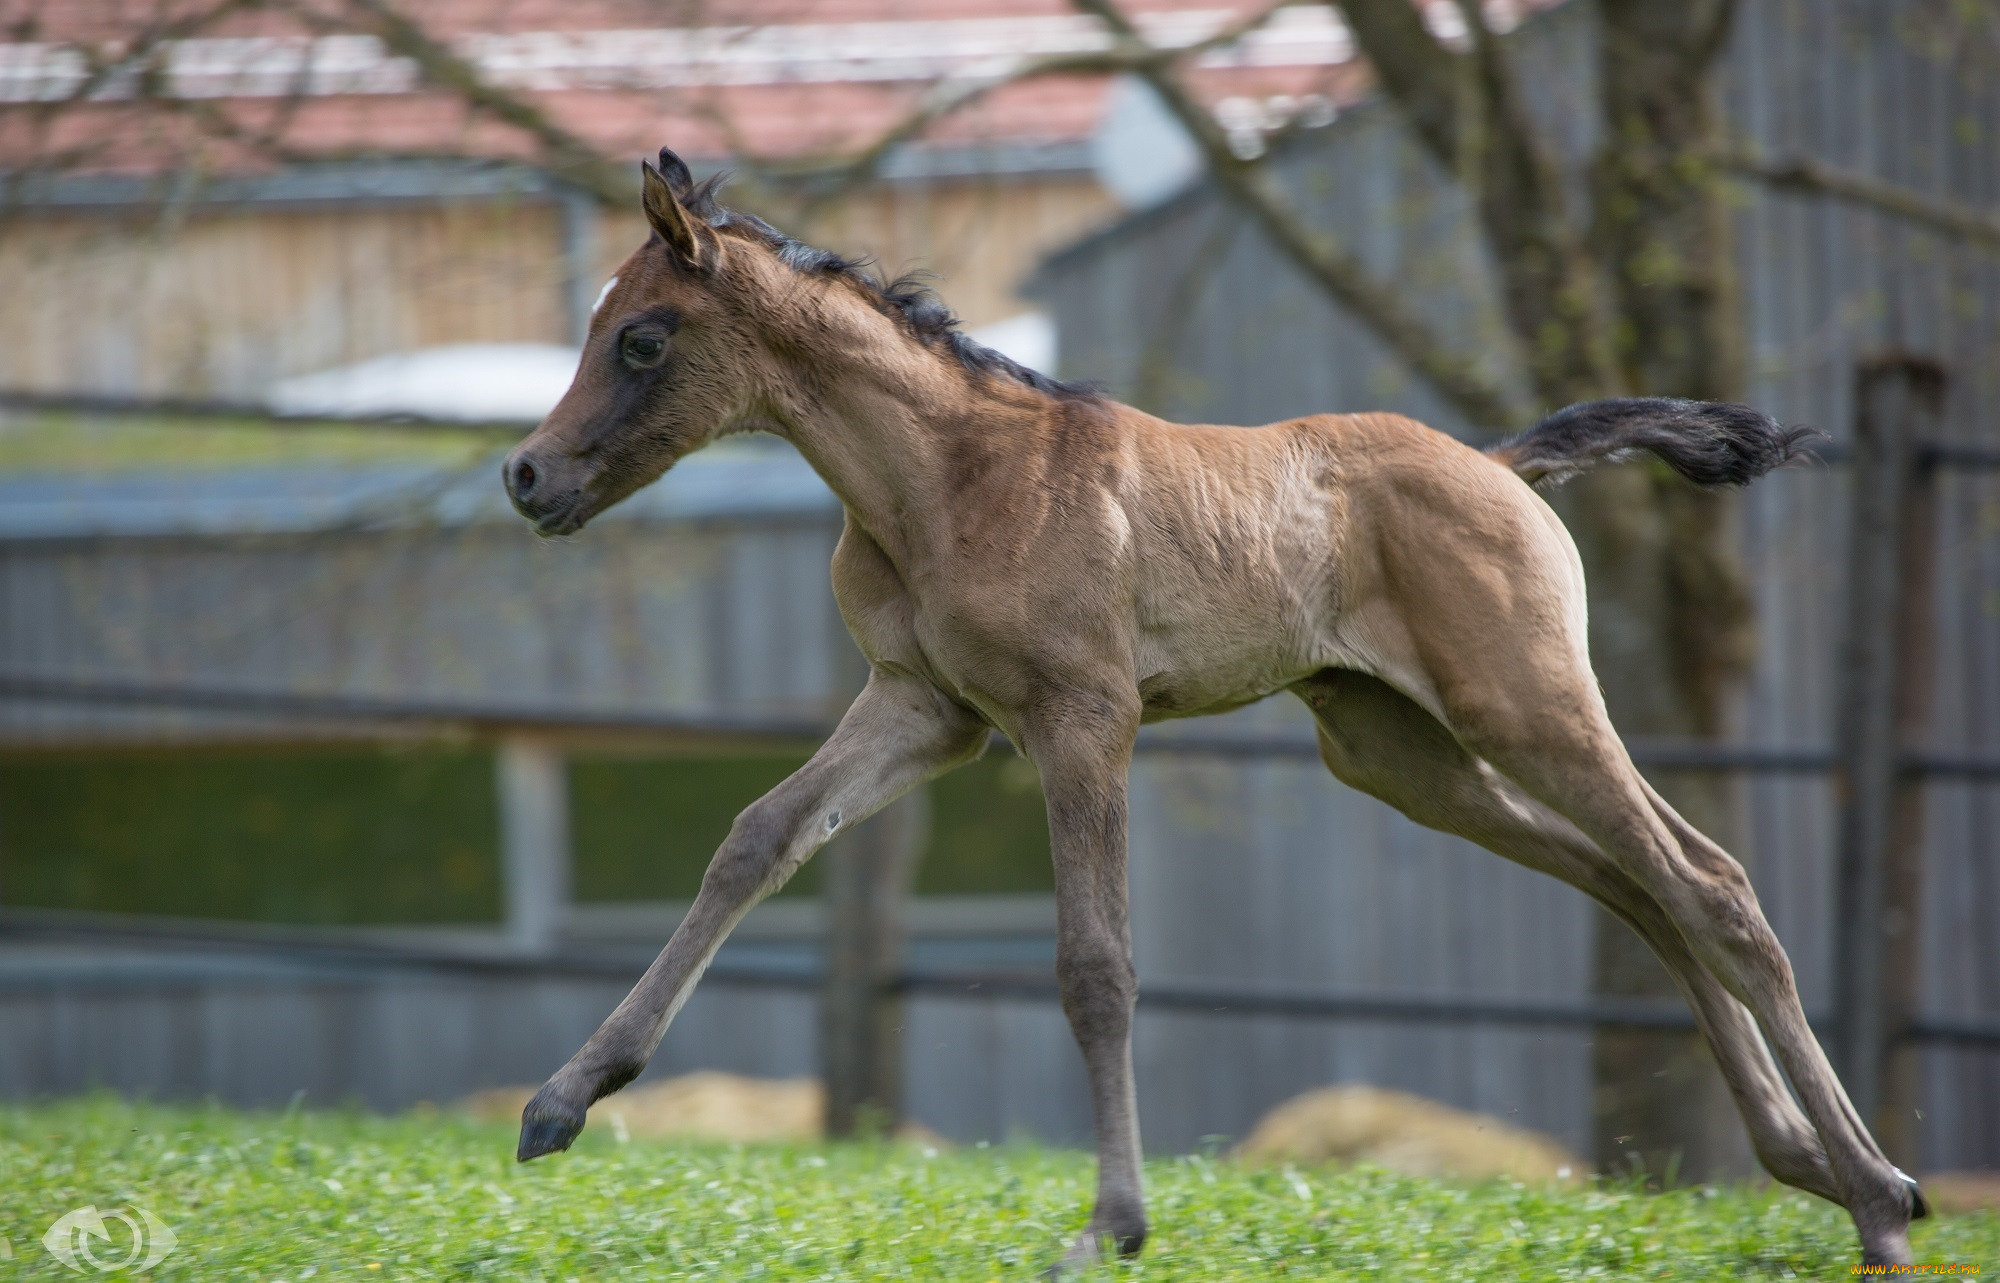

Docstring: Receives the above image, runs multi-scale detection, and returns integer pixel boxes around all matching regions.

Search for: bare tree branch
[1590,0,1744,401]
[1333,0,1463,163]
[1721,148,2000,252]
[318,0,637,207]
[0,0,266,187]
[1072,0,1531,429]
[33,0,1992,434]
[1691,0,1740,69]
[189,0,1516,436]
[732,45,1143,227]
[51,0,267,106]
[316,0,1295,225]
[1339,0,1615,404]
[239,0,1532,431]
[736,0,1297,225]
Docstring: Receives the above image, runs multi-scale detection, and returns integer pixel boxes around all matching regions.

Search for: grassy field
[1,1098,1991,1280]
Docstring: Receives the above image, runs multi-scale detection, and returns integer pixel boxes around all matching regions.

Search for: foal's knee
[1056,943,1137,1038]
[700,799,795,901]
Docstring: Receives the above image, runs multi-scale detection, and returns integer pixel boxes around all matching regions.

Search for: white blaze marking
[591,275,619,315]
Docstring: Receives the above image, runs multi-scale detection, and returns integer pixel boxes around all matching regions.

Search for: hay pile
[458,1072,950,1148]
[1236,1084,1583,1185]
[460,1071,824,1144]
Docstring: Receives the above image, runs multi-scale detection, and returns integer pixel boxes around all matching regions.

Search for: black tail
[1488,398,1822,489]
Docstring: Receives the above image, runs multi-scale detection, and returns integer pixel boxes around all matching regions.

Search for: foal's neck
[769,348,1045,564]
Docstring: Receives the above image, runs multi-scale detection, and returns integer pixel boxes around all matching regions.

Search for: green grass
[1,1098,1991,1279]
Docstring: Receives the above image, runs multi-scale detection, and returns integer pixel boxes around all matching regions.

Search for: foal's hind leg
[1428,667,1922,1263]
[1340,448,1916,1261]
[1295,669,1837,1202]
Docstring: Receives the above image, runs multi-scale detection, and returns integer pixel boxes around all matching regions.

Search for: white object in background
[968,311,1057,376]
[498,735,571,955]
[1092,74,1204,211]
[267,342,582,422]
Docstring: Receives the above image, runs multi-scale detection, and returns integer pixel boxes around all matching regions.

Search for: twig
[0,0,268,196]
[1342,0,1614,404]
[1721,147,2000,252]
[323,0,636,207]
[747,0,1299,221]
[1074,0,1531,429]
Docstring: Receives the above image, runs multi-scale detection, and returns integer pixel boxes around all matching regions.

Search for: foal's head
[503,147,1088,536]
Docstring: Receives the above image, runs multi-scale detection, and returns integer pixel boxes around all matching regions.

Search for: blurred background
[0,0,1995,1189]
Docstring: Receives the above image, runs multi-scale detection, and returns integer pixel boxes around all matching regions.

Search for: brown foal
[501,150,1927,1270]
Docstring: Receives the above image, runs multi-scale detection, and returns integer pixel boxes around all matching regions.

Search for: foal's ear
[641,158,715,271]
[654,147,696,195]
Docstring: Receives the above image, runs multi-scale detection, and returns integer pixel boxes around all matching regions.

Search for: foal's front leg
[516,673,987,1160]
[1023,695,1148,1275]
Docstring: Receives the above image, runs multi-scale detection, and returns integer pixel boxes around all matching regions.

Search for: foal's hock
[500,148,1924,1273]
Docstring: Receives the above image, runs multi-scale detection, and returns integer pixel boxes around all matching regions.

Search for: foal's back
[1112,405,1571,722]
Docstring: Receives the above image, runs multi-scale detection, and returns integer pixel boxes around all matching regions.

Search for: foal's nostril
[513,459,537,497]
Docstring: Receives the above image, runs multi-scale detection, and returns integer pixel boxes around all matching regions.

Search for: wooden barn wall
[0,175,1112,403]
[781,176,1118,330]
[592,174,1116,335]
[1036,0,2000,1170]
[0,203,573,401]
[0,514,855,745]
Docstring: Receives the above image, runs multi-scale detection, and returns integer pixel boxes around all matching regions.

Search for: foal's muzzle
[502,444,588,536]
[504,454,539,503]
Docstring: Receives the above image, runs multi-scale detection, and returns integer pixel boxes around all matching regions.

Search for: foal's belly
[1136,677,1281,722]
[1124,460,1349,720]
[1128,580,1342,719]
[1131,611,1327,722]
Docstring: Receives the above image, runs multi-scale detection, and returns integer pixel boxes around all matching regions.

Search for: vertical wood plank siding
[0,204,570,400]
[0,177,1112,402]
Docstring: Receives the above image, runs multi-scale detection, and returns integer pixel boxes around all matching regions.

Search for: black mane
[675,170,1098,402]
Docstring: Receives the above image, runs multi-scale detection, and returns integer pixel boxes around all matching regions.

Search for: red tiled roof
[0,1,1540,176]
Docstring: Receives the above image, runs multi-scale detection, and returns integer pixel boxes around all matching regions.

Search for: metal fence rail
[9,671,2000,778]
[9,910,1996,1049]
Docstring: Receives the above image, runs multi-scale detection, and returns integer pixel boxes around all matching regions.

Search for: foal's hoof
[1043,1223,1146,1279]
[1900,1170,1930,1221]
[516,1090,586,1162]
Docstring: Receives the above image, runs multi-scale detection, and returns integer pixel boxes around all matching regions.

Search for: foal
[503,149,1927,1270]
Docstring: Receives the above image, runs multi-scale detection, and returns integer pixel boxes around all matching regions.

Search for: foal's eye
[621,331,667,368]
